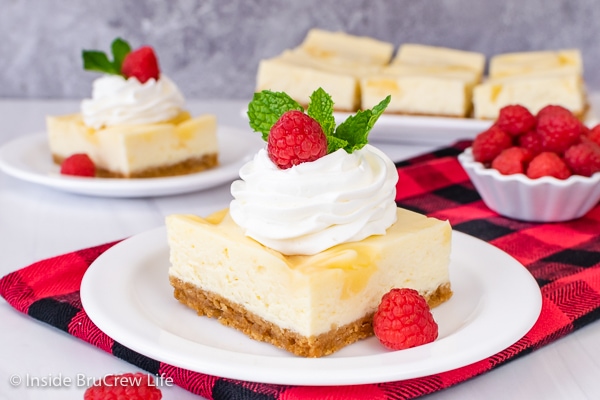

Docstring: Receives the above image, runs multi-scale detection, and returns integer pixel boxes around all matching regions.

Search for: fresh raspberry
[587,124,600,146]
[526,152,571,179]
[563,140,600,177]
[580,123,591,137]
[536,110,581,154]
[122,46,160,83]
[536,104,572,119]
[496,105,536,136]
[491,146,533,175]
[471,125,513,164]
[84,372,162,400]
[267,110,328,169]
[60,154,95,177]
[517,130,544,156]
[373,288,438,351]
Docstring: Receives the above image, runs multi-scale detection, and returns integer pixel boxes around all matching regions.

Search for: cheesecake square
[47,112,218,178]
[255,57,360,112]
[473,49,587,120]
[360,44,485,118]
[166,208,452,357]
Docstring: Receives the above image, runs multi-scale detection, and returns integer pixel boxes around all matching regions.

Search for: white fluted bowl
[458,147,600,222]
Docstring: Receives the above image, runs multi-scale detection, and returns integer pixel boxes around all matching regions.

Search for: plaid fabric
[3,140,600,400]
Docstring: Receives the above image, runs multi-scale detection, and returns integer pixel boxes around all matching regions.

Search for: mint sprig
[82,37,131,76]
[247,88,390,154]
[247,91,304,141]
[334,95,391,153]
[307,88,335,137]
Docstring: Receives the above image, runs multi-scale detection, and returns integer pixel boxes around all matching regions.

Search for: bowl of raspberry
[458,104,600,222]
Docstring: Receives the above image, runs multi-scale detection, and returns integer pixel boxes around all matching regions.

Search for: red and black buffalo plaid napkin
[3,140,600,400]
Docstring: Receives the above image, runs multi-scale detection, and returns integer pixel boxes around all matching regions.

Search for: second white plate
[0,127,264,198]
[81,228,542,386]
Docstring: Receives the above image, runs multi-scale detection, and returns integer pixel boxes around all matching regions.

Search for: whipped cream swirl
[230,144,398,255]
[81,75,185,129]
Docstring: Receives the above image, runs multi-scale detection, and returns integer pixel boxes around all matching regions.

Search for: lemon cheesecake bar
[392,43,486,79]
[168,89,453,357]
[48,112,218,178]
[361,44,485,117]
[255,29,394,112]
[299,28,394,66]
[48,38,219,178]
[473,49,587,119]
[167,207,452,358]
[255,57,360,111]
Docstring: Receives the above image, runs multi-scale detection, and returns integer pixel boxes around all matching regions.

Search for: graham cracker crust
[169,276,452,358]
[52,153,218,178]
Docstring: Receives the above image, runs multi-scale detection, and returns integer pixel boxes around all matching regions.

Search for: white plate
[0,127,264,198]
[81,228,542,386]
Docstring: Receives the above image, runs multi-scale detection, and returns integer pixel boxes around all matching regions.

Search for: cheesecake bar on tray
[360,44,486,118]
[47,38,218,178]
[473,49,587,119]
[166,88,452,357]
[255,29,394,112]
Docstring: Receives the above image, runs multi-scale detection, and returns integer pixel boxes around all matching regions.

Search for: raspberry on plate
[373,288,438,351]
[496,105,536,136]
[122,46,160,83]
[491,146,533,175]
[268,110,328,169]
[526,152,571,179]
[563,140,600,177]
[83,372,162,400]
[60,154,96,177]
[471,125,513,164]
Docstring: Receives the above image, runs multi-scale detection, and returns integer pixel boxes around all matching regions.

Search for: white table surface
[1,99,599,400]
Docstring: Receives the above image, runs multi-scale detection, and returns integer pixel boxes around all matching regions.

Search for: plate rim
[0,126,263,198]
[80,227,542,386]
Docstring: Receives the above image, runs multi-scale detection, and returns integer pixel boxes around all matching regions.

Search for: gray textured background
[2,0,599,100]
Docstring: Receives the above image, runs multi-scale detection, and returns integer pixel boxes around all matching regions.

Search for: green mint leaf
[367,95,391,134]
[327,135,348,154]
[333,95,391,153]
[111,37,131,73]
[307,87,335,137]
[247,90,303,141]
[82,50,120,75]
[334,110,371,153]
